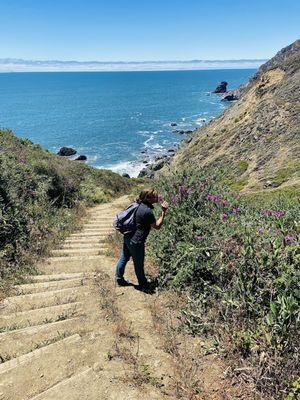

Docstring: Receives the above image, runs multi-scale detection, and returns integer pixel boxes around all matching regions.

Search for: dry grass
[148,290,256,400]
[94,269,164,390]
[104,232,123,258]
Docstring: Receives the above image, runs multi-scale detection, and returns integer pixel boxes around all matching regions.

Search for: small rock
[264,180,274,188]
[122,173,130,178]
[152,160,165,171]
[74,155,87,161]
[57,147,77,156]
[221,91,238,101]
[170,122,177,127]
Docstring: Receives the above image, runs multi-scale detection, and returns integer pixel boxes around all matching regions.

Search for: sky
[0,0,299,61]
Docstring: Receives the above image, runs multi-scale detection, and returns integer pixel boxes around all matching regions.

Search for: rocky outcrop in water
[214,81,228,93]
[57,147,77,156]
[75,155,87,161]
[221,91,239,101]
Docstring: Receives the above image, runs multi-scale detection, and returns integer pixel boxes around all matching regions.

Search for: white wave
[137,130,150,134]
[143,135,155,147]
[99,160,145,178]
[152,143,163,149]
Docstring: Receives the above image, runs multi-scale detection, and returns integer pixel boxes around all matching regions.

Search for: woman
[115,188,169,289]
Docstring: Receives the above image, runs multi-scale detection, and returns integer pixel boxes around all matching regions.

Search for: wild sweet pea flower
[232,207,239,215]
[178,185,185,196]
[158,195,164,203]
[275,210,285,217]
[196,235,204,241]
[187,187,195,194]
[222,199,229,206]
[258,227,267,234]
[221,213,228,221]
[284,235,295,243]
[261,209,273,216]
[170,195,177,205]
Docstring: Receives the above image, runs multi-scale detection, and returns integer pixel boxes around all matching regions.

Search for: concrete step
[1,287,86,315]
[0,302,83,330]
[79,229,111,234]
[68,232,112,239]
[64,237,103,244]
[28,273,86,283]
[0,334,90,400]
[29,367,102,400]
[61,243,102,249]
[51,248,107,257]
[0,316,82,360]
[38,256,112,274]
[13,277,85,295]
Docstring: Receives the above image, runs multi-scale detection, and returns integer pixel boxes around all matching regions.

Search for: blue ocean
[0,69,255,176]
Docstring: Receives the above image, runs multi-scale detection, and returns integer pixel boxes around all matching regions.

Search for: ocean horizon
[0,69,256,177]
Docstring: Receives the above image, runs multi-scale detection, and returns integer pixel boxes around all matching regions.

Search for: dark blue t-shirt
[130,201,156,244]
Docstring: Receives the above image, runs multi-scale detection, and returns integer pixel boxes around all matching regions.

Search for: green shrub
[149,167,299,398]
[0,129,133,296]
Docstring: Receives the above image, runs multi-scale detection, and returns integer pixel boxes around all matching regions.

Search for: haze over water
[0,69,255,176]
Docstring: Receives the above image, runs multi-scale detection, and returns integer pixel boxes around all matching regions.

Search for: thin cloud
[0,58,266,72]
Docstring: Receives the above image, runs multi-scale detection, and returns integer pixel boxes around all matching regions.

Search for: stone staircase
[0,196,130,400]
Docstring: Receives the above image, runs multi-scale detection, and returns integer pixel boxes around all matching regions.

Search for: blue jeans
[115,235,147,286]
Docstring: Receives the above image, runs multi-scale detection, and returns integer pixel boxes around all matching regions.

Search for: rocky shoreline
[135,79,242,179]
[136,131,194,179]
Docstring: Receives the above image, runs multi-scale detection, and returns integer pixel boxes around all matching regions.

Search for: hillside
[0,129,132,296]
[169,40,300,192]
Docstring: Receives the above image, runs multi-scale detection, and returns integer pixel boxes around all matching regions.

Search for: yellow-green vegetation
[271,162,300,187]
[237,159,249,174]
[0,129,133,297]
[149,168,299,399]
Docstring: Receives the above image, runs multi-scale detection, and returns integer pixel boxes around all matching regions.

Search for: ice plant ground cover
[149,168,299,399]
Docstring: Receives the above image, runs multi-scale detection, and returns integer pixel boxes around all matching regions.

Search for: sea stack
[214,81,228,93]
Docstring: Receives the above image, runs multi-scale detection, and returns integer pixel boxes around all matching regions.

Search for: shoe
[136,281,156,294]
[116,278,131,287]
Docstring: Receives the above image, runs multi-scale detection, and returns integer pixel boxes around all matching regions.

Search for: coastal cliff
[169,40,300,192]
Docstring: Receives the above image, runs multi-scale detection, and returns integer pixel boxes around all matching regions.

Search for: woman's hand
[161,201,169,212]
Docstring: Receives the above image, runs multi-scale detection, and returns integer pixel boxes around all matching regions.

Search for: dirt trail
[0,196,177,400]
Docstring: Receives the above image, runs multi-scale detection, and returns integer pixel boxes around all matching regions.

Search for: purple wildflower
[196,235,204,241]
[178,185,185,196]
[221,213,228,221]
[275,210,285,217]
[170,195,177,205]
[232,207,239,215]
[158,195,164,203]
[188,187,195,194]
[261,209,273,216]
[222,199,229,206]
[284,235,295,243]
[258,227,266,234]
